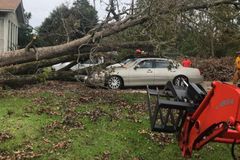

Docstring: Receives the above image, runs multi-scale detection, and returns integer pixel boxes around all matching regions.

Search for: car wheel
[107,76,123,89]
[173,75,188,87]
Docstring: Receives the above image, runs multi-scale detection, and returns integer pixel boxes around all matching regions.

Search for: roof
[0,0,25,24]
[0,0,22,11]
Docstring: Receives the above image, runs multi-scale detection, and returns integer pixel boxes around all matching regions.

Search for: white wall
[6,12,19,51]
[0,11,19,52]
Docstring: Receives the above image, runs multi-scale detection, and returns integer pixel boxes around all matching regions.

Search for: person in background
[135,49,142,58]
[123,49,142,60]
[233,51,240,85]
[182,56,192,67]
[119,49,142,67]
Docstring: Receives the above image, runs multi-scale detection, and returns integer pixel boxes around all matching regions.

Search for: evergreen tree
[18,12,33,49]
[38,0,98,46]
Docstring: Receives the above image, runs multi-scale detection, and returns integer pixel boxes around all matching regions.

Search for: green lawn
[0,82,233,159]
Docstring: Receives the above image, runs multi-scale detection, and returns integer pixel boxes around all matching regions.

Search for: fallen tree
[0,41,154,75]
[0,0,238,67]
[0,0,238,88]
[0,71,77,88]
[0,15,149,67]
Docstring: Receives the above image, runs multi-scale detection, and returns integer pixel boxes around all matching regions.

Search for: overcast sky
[22,0,130,28]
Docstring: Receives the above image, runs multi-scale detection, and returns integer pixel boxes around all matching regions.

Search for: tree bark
[0,71,78,88]
[0,16,149,67]
[0,41,155,75]
[0,54,82,75]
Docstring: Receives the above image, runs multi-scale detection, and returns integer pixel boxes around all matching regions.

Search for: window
[0,19,4,52]
[155,60,170,68]
[10,22,13,50]
[8,20,10,50]
[138,60,153,68]
[7,21,18,51]
[15,26,18,49]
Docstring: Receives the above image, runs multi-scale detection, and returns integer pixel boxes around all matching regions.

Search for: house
[0,0,25,52]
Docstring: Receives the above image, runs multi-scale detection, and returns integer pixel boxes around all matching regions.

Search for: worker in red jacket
[135,49,142,58]
[182,56,192,67]
[233,51,240,85]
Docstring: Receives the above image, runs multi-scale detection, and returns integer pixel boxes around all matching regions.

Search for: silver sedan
[106,58,203,89]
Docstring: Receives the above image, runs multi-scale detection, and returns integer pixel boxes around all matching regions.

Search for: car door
[154,60,176,85]
[127,59,155,86]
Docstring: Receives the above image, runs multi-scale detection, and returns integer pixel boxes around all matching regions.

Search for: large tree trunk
[0,55,78,75]
[0,71,78,88]
[0,41,154,75]
[0,16,149,67]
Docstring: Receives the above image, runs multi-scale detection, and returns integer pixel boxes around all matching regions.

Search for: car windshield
[118,58,137,67]
[120,58,136,64]
[124,58,153,68]
[127,58,143,67]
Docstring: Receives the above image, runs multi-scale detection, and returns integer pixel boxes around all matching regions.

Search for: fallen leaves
[41,137,72,153]
[37,107,61,116]
[95,151,111,160]
[139,129,174,146]
[0,132,12,143]
[0,146,41,160]
[12,151,41,160]
[44,119,84,133]
[0,81,174,159]
[0,139,70,159]
[52,140,71,150]
[62,114,85,129]
[45,121,63,132]
[79,96,93,103]
[80,108,108,122]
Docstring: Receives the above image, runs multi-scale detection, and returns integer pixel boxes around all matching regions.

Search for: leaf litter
[0,81,175,159]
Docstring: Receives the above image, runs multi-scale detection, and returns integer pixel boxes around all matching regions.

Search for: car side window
[138,60,153,68]
[155,60,170,68]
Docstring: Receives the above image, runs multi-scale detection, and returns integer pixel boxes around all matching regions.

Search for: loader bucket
[146,81,206,133]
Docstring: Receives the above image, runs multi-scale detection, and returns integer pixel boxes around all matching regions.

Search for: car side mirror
[134,65,140,70]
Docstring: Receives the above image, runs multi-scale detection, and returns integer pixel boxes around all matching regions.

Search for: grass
[0,84,234,159]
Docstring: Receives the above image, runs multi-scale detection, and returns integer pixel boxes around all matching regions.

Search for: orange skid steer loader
[147,81,240,159]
